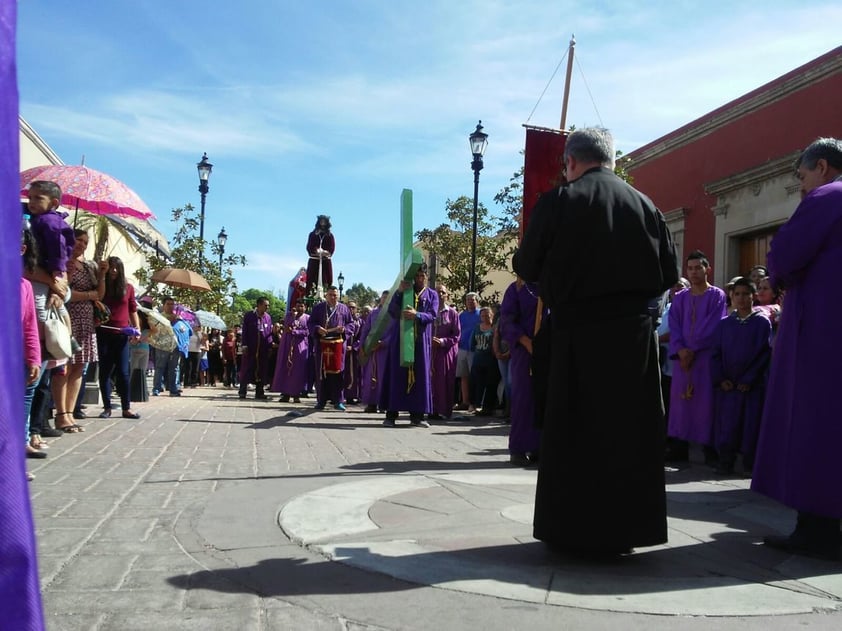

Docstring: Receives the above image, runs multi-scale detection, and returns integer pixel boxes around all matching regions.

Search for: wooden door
[738,229,778,275]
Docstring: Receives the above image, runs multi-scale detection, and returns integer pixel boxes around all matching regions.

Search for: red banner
[522,125,567,234]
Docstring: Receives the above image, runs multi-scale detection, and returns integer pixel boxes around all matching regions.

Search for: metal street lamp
[216,227,227,314]
[338,271,345,300]
[468,121,488,294]
[196,152,213,268]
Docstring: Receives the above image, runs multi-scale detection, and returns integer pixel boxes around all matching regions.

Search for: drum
[321,338,344,375]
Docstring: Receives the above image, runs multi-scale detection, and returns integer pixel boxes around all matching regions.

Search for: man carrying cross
[380,264,439,427]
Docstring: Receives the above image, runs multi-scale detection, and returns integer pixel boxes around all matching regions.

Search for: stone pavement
[26,386,842,630]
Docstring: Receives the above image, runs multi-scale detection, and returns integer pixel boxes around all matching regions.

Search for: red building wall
[627,48,842,270]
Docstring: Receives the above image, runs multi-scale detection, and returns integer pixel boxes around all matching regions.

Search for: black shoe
[98,409,112,419]
[510,453,530,467]
[26,449,48,459]
[410,419,430,428]
[428,414,443,421]
[73,409,86,420]
[763,533,841,561]
[364,405,378,413]
[279,395,290,403]
[382,418,396,427]
[714,462,735,475]
[39,427,63,438]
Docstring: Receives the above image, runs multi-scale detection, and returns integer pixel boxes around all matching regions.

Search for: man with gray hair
[513,127,679,556]
[752,137,842,560]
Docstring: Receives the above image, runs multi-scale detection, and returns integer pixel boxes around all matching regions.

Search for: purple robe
[343,316,362,401]
[431,304,460,417]
[358,307,392,407]
[752,181,842,517]
[309,300,352,403]
[380,287,439,414]
[710,311,772,465]
[1,6,45,626]
[271,312,309,395]
[667,286,727,444]
[239,309,274,385]
[501,281,545,455]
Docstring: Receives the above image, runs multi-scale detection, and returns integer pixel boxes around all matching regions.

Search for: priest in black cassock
[513,127,678,556]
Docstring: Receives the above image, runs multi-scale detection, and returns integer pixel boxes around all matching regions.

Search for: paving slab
[26,385,842,630]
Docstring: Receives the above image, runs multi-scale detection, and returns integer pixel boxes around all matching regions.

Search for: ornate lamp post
[468,121,488,293]
[338,271,345,301]
[216,227,227,314]
[196,153,213,268]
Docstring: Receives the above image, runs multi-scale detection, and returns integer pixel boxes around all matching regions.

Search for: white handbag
[44,307,72,359]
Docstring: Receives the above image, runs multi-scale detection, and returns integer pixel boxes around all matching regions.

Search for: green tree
[415,196,512,303]
[230,288,286,324]
[344,282,379,307]
[134,203,247,324]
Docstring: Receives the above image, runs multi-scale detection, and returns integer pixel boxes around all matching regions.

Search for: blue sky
[16,1,842,296]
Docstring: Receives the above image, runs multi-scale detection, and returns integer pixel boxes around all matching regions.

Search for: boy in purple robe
[667,250,728,463]
[500,278,546,466]
[272,300,309,402]
[430,284,460,420]
[753,137,842,561]
[380,265,438,427]
[710,277,771,475]
[238,296,274,400]
[359,291,391,413]
[343,302,362,403]
[309,286,352,410]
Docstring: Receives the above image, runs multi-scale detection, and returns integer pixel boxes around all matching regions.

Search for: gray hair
[796,137,842,171]
[464,292,479,302]
[678,277,690,288]
[564,127,615,169]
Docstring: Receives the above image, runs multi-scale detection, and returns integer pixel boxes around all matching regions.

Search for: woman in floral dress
[57,229,103,429]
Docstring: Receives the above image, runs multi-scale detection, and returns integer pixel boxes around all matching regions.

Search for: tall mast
[559,35,576,131]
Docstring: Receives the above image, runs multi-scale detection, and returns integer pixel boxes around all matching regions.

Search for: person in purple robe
[272,300,310,403]
[1,7,46,625]
[500,278,546,466]
[380,265,439,428]
[359,291,391,413]
[343,301,362,403]
[752,137,842,561]
[309,286,352,410]
[667,250,728,463]
[710,277,771,475]
[238,296,274,400]
[430,284,460,420]
[305,215,334,297]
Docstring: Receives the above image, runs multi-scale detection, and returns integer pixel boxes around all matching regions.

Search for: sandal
[29,435,49,450]
[55,411,85,433]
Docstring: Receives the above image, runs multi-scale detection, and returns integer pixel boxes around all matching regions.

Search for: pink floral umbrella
[20,164,155,220]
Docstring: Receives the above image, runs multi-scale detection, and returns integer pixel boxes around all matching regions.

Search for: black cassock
[513,166,678,553]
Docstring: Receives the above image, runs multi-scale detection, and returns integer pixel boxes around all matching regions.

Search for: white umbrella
[194,309,228,330]
[138,305,176,352]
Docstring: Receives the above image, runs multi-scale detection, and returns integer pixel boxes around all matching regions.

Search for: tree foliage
[230,288,286,324]
[134,203,247,325]
[415,196,512,303]
[344,282,379,308]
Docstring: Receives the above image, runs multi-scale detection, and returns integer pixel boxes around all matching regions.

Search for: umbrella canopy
[151,267,211,292]
[20,164,154,220]
[194,309,228,330]
[137,305,176,352]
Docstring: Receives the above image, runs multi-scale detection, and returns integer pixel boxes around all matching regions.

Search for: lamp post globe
[468,121,488,294]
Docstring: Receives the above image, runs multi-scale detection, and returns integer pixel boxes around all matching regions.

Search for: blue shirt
[172,318,193,358]
[458,308,480,350]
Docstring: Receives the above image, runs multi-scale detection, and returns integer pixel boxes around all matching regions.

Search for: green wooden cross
[361,189,423,367]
